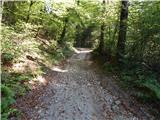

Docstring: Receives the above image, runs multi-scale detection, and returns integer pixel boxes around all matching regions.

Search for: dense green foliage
[97,1,160,110]
[1,1,75,119]
[102,1,160,101]
[1,0,160,119]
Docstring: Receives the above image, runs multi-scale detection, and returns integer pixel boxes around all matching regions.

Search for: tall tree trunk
[98,0,105,54]
[117,0,128,63]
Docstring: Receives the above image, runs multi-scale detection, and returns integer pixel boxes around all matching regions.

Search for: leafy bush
[1,85,15,119]
[1,53,14,65]
[140,79,160,100]
[1,85,15,111]
[119,65,160,101]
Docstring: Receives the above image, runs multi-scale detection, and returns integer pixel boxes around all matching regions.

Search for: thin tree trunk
[0,0,3,26]
[117,0,129,63]
[3,2,17,25]
[99,23,105,53]
[58,17,68,45]
[98,0,106,54]
[112,22,118,42]
[26,1,34,23]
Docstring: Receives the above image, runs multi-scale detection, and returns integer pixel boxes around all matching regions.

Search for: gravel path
[15,48,154,120]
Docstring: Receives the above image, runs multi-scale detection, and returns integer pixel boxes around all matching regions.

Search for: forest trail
[15,48,154,120]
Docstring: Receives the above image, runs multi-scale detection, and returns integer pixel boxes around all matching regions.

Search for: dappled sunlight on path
[72,47,93,54]
[14,48,154,120]
[52,67,68,73]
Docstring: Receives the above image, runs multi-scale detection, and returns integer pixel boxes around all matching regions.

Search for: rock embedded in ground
[115,100,121,105]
